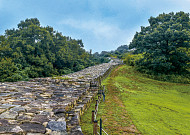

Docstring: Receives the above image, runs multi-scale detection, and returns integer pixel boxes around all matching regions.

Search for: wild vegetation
[93,45,129,59]
[127,11,190,83]
[80,11,190,134]
[80,65,190,134]
[0,18,108,82]
[0,10,189,135]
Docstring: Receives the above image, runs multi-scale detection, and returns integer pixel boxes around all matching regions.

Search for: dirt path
[101,65,141,135]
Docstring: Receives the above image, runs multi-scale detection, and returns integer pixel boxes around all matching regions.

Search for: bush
[123,53,143,66]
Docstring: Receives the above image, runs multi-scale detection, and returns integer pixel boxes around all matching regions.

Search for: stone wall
[0,62,120,135]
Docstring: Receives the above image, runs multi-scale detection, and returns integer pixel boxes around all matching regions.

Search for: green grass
[80,85,134,134]
[110,65,190,134]
[80,95,109,135]
[81,65,190,134]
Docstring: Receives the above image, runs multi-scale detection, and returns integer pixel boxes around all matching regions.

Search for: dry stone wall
[0,62,120,135]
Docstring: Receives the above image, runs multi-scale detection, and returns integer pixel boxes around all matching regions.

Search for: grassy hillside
[80,65,190,134]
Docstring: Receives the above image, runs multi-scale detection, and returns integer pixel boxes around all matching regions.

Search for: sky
[0,0,190,52]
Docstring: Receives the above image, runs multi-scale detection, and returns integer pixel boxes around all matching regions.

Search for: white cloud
[58,18,131,52]
[54,0,190,52]
[59,19,124,40]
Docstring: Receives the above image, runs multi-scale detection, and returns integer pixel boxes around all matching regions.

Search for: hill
[93,44,129,59]
[80,65,190,134]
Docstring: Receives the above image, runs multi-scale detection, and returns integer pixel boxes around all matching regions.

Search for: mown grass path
[81,65,190,135]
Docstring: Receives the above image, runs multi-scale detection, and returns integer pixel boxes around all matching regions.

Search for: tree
[17,18,40,29]
[0,58,17,82]
[129,11,190,74]
[0,18,103,82]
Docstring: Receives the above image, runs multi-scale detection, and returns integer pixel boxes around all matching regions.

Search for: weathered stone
[8,120,19,124]
[40,93,52,98]
[70,130,83,135]
[17,115,32,121]
[0,85,6,88]
[27,108,39,113]
[31,115,49,124]
[67,115,79,127]
[74,108,81,114]
[25,93,33,96]
[53,108,66,114]
[66,111,75,117]
[10,107,25,113]
[0,62,120,134]
[12,101,29,106]
[36,95,44,99]
[70,126,83,135]
[0,125,16,133]
[43,122,48,127]
[45,128,52,134]
[11,126,23,133]
[40,111,53,116]
[0,109,6,114]
[0,119,9,126]
[27,133,44,135]
[57,117,65,121]
[20,122,46,133]
[0,93,10,97]
[51,131,68,135]
[25,113,35,117]
[47,121,66,131]
[55,113,65,117]
[0,110,18,119]
[0,104,17,109]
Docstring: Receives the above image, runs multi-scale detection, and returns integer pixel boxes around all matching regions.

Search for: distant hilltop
[93,44,129,58]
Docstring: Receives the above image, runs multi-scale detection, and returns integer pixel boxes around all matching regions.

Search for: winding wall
[0,62,120,135]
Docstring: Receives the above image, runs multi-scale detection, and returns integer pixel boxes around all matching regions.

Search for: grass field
[80,65,190,134]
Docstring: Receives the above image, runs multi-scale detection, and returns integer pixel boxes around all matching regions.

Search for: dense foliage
[94,45,129,59]
[129,11,190,75]
[0,18,105,82]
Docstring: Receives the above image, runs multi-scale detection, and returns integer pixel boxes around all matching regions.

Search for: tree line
[0,18,108,82]
[1,11,190,83]
[125,11,190,83]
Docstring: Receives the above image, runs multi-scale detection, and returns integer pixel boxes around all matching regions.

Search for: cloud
[2,0,190,52]
[59,18,131,42]
[59,19,121,39]
[58,18,131,52]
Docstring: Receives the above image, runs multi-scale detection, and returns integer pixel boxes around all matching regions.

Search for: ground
[80,65,190,135]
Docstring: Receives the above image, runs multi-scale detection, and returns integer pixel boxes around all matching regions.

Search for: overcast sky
[0,0,190,52]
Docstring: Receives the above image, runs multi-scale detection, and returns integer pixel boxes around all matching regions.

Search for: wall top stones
[63,62,120,80]
[0,61,121,134]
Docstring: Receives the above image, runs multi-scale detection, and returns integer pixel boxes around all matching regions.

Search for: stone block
[0,110,18,119]
[20,122,46,133]
[47,121,66,131]
[31,115,50,124]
